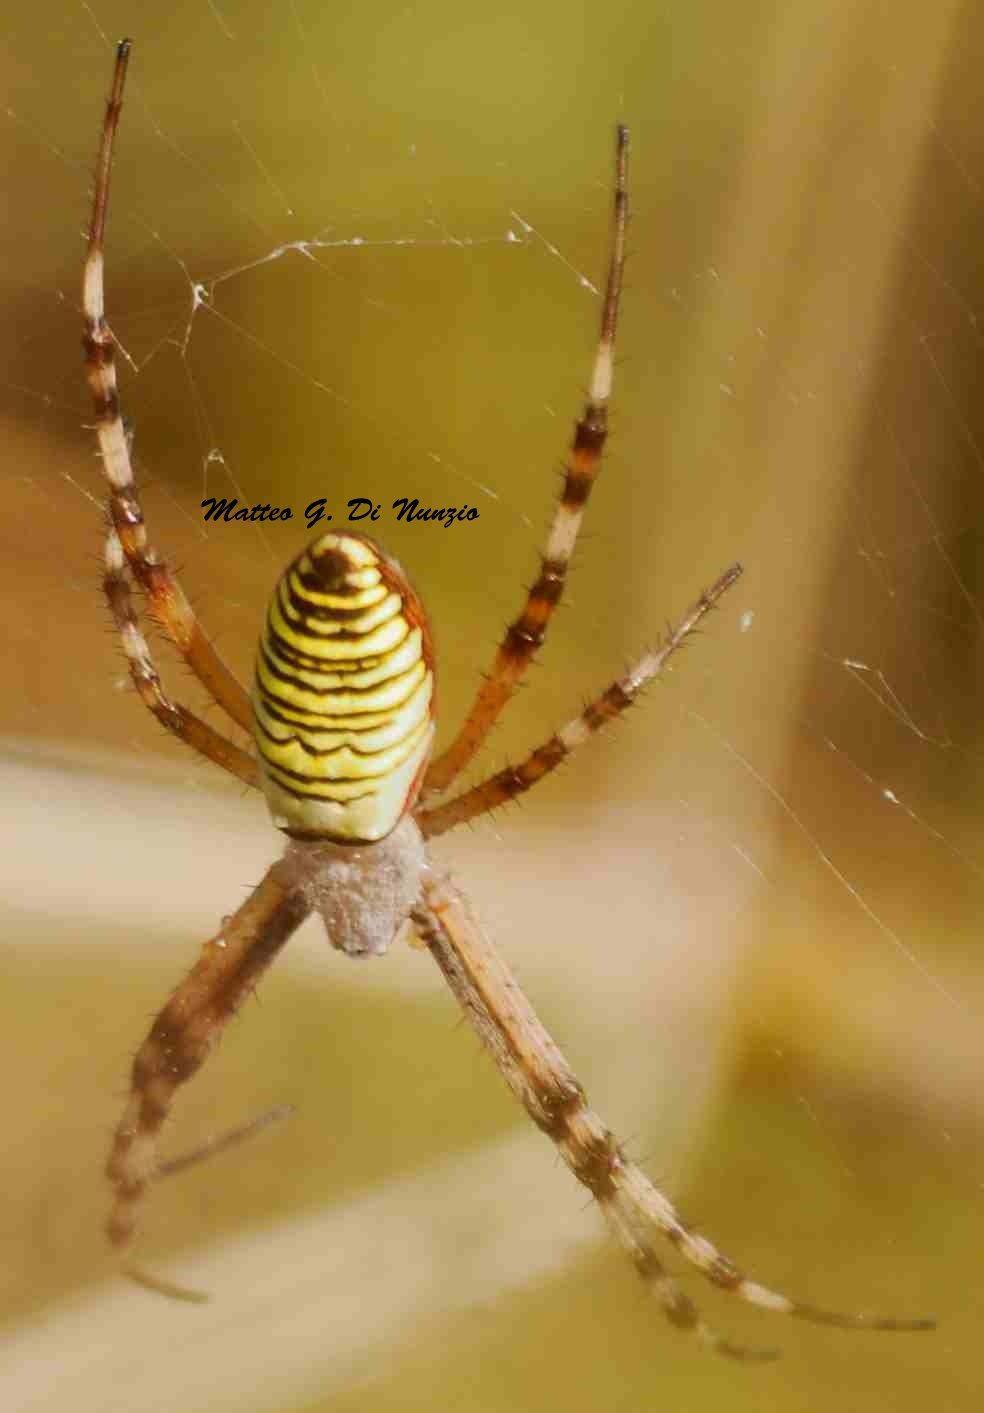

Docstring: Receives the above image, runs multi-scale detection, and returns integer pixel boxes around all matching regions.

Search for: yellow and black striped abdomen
[252,533,435,843]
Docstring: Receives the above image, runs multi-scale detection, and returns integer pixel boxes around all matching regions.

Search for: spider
[83,40,933,1360]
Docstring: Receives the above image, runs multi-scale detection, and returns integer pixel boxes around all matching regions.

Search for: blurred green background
[1,0,982,1409]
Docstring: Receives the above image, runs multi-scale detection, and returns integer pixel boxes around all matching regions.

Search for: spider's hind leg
[84,39,256,753]
[103,530,260,786]
[417,563,742,838]
[421,125,630,799]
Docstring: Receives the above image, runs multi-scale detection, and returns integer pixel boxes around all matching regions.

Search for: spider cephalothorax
[254,531,435,958]
[85,40,933,1357]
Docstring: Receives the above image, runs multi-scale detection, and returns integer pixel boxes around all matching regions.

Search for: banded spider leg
[85,40,934,1358]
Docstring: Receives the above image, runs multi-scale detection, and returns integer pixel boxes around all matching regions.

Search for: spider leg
[104,530,259,785]
[411,874,934,1355]
[83,40,255,748]
[105,858,310,1258]
[156,1104,295,1180]
[422,125,629,799]
[417,563,741,838]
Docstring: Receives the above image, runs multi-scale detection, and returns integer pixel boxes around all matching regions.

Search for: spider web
[1,2,982,1411]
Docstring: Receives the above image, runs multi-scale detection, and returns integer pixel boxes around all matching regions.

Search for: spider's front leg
[411,874,934,1359]
[106,861,310,1263]
[107,528,435,1289]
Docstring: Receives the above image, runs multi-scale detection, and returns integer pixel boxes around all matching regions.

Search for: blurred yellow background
[1,1,982,1409]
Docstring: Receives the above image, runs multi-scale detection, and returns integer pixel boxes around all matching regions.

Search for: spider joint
[573,412,607,450]
[111,488,144,529]
[532,560,566,605]
[706,1253,744,1290]
[505,620,545,651]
